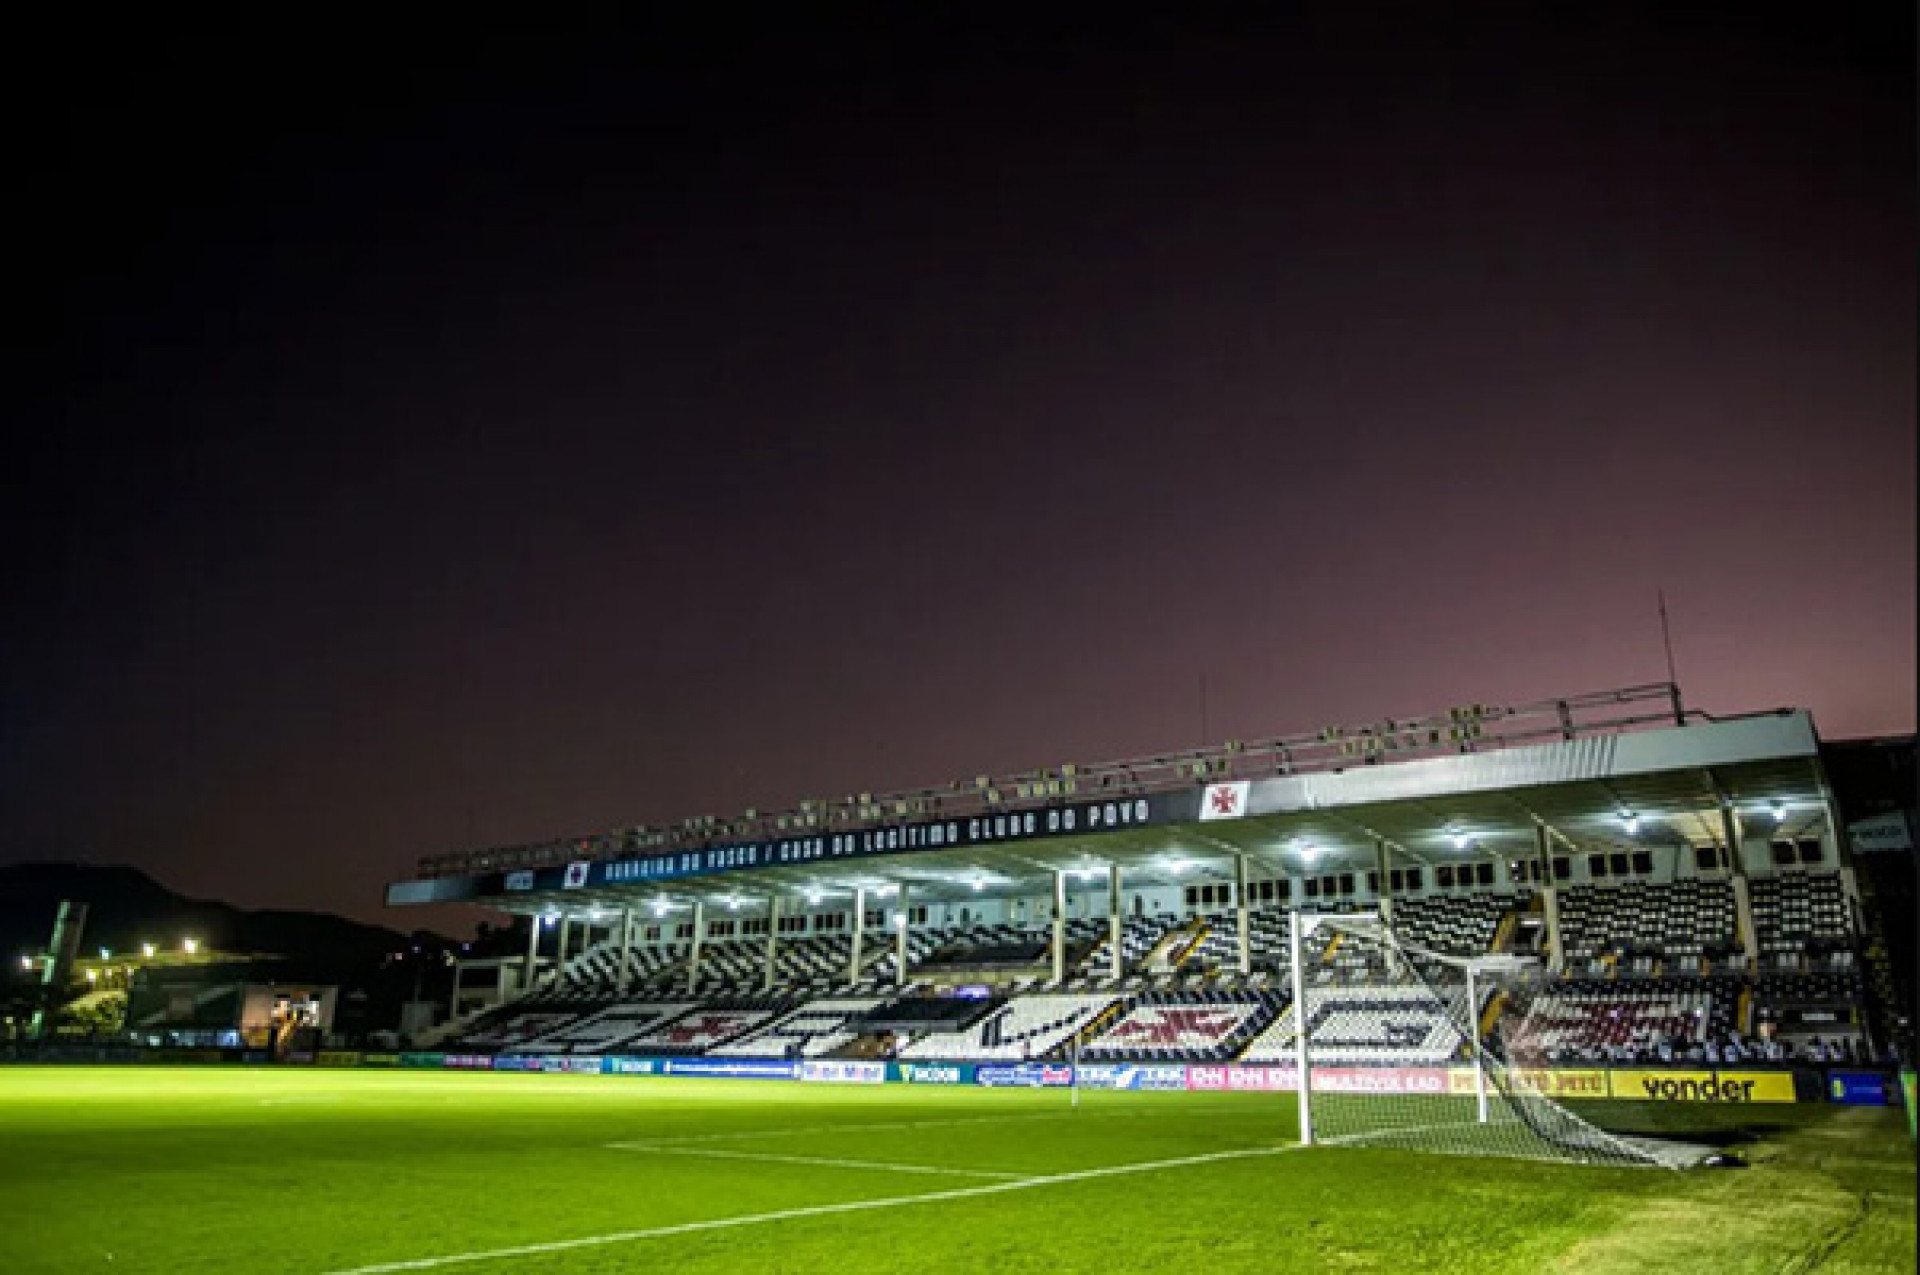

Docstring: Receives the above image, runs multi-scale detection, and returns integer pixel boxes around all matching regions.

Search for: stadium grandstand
[387,684,1911,1073]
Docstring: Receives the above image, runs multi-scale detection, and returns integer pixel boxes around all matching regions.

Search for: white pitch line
[321,1144,1296,1274]
[622,1110,1074,1147]
[607,1143,1027,1179]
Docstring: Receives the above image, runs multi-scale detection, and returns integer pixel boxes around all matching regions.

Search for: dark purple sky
[7,8,1912,929]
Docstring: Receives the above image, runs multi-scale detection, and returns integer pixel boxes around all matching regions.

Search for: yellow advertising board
[314,1050,364,1068]
[1607,1069,1797,1104]
[1445,1067,1609,1099]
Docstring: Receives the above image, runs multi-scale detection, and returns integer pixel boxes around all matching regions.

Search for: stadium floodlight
[99,947,111,960]
[1296,842,1322,865]
[19,955,30,970]
[1618,810,1640,836]
[1770,800,1788,824]
[1447,827,1469,850]
[86,968,98,982]
[183,938,199,955]
[141,943,155,958]
[970,876,985,892]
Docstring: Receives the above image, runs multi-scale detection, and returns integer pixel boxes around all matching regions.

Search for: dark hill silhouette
[0,862,419,977]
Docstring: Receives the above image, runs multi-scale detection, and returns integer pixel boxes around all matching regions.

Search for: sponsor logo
[1826,1071,1893,1107]
[504,871,535,892]
[976,1064,1073,1088]
[800,1060,886,1085]
[662,1059,796,1080]
[562,861,591,889]
[1312,1068,1448,1095]
[1076,1065,1189,1092]
[604,1057,659,1075]
[899,1064,965,1085]
[1448,1068,1608,1099]
[1199,781,1251,821]
[1613,1070,1797,1104]
[442,1054,494,1070]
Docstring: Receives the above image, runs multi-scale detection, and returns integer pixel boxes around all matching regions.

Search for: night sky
[8,8,1913,930]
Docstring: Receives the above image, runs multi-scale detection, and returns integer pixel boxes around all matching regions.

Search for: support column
[555,916,572,974]
[1720,804,1760,965]
[1051,870,1068,985]
[1373,838,1395,927]
[895,883,911,988]
[1536,825,1564,972]
[523,914,541,994]
[1108,864,1124,982]
[615,907,635,996]
[763,893,781,993]
[686,901,705,996]
[448,959,463,1020]
[1235,854,1252,975]
[848,887,867,985]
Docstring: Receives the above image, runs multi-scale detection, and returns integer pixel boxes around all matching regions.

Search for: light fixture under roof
[1769,800,1787,824]
[1297,842,1322,864]
[1618,811,1640,836]
[1448,827,1469,850]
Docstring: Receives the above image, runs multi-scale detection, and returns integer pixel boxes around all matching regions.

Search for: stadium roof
[385,684,1839,917]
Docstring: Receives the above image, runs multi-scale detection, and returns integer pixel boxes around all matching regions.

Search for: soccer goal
[1285,911,1664,1168]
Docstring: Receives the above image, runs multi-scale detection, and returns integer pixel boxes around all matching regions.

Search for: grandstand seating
[1080,992,1283,1062]
[1557,881,1738,965]
[897,993,1117,1062]
[439,871,1867,1067]
[710,998,883,1058]
[1393,893,1513,956]
[1507,978,1732,1062]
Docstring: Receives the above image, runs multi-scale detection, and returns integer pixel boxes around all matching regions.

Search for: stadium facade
[384,683,1911,1071]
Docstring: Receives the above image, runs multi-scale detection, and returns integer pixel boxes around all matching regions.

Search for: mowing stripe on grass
[607,1143,1029,1179]
[321,1144,1296,1274]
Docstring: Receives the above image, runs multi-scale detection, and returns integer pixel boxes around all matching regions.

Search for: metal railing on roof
[415,683,1690,879]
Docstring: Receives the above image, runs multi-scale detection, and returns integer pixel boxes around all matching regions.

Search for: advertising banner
[1312,1067,1449,1095]
[361,1052,401,1068]
[662,1059,797,1080]
[442,1054,495,1070]
[799,1060,887,1085]
[603,1057,662,1076]
[892,1062,972,1085]
[1445,1067,1608,1100]
[1608,1069,1797,1104]
[1826,1071,1896,1107]
[314,1051,364,1067]
[976,1063,1074,1088]
[400,1052,446,1069]
[1903,1070,1915,1139]
[1072,1064,1187,1091]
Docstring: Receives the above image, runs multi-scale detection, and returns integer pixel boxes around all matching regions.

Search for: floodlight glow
[651,900,668,918]
[183,938,199,955]
[18,955,29,971]
[99,947,111,960]
[1297,843,1322,864]
[1770,801,1787,824]
[86,968,98,982]
[970,877,986,892]
[142,943,155,958]
[806,890,823,906]
[1618,811,1639,836]
[1166,858,1189,875]
[1448,828,1468,850]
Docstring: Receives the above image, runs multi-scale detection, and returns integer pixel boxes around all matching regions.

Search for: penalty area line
[606,1143,1028,1179]
[320,1144,1296,1274]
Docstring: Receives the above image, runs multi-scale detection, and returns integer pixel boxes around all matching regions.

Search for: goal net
[1285,911,1663,1168]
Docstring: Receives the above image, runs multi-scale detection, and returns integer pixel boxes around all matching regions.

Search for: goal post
[1287,910,1664,1169]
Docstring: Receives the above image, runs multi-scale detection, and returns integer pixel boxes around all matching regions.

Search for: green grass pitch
[0,1066,1911,1273]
